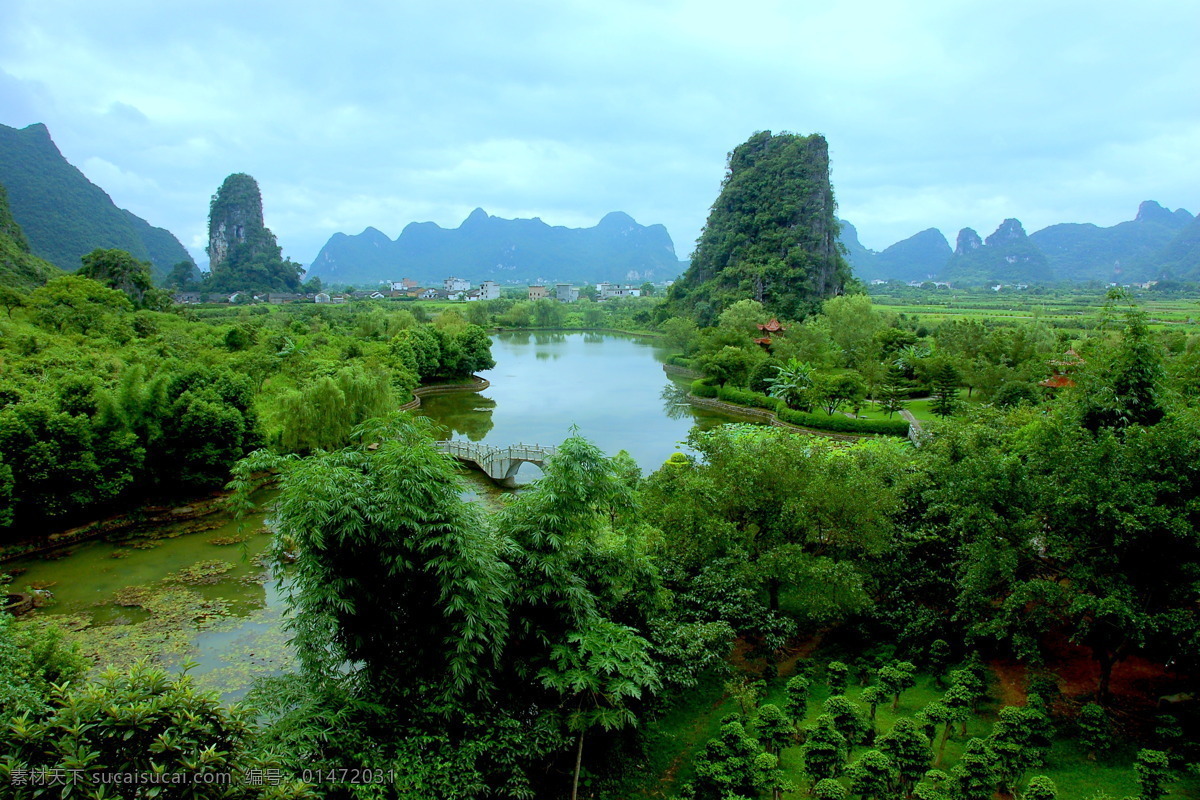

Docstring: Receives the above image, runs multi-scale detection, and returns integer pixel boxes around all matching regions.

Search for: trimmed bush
[717,385,782,412]
[666,354,699,370]
[777,406,910,436]
[689,380,910,436]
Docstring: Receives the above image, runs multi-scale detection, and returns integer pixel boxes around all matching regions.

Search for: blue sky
[1,0,1197,268]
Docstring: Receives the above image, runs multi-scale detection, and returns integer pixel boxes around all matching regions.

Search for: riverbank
[0,482,274,565]
[399,374,491,411]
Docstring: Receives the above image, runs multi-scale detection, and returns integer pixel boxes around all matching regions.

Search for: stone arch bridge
[436,440,557,488]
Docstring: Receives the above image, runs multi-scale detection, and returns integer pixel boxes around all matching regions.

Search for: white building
[480,280,500,300]
[595,283,641,301]
[444,277,471,293]
[555,283,579,303]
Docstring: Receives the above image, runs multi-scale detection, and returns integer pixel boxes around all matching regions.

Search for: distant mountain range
[0,122,194,281]
[307,208,687,286]
[840,201,1198,285]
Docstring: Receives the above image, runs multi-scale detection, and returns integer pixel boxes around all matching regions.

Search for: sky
[1,0,1197,269]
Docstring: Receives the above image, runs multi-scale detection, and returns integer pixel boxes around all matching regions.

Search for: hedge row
[688,380,910,437]
[776,406,911,436]
[666,354,699,369]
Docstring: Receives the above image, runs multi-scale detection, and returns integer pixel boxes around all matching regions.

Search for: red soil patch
[1041,632,1174,709]
[990,658,1029,707]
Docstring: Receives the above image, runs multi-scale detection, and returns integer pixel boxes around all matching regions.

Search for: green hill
[943,219,1051,285]
[1029,201,1193,282]
[1151,212,1200,281]
[0,182,61,289]
[0,122,193,281]
[666,130,851,321]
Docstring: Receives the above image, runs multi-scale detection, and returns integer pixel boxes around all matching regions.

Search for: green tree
[1023,775,1057,800]
[848,749,898,800]
[1133,749,1172,800]
[803,715,849,783]
[702,345,756,387]
[917,700,958,766]
[948,738,998,800]
[28,274,133,334]
[926,639,951,685]
[861,684,887,722]
[784,674,811,721]
[660,316,700,356]
[1077,703,1111,759]
[878,364,909,418]
[229,415,511,701]
[827,660,850,695]
[691,720,769,800]
[755,703,794,755]
[0,661,308,799]
[824,694,871,746]
[539,619,659,800]
[532,298,566,328]
[78,247,160,308]
[812,777,849,800]
[1080,299,1165,432]
[877,718,932,797]
[879,661,917,711]
[765,357,816,410]
[929,360,960,418]
[0,285,25,317]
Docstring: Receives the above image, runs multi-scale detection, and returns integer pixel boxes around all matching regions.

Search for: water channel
[5,332,750,699]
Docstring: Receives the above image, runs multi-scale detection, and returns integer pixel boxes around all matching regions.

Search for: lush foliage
[665,131,852,321]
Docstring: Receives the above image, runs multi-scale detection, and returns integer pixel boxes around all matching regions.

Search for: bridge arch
[436,440,557,488]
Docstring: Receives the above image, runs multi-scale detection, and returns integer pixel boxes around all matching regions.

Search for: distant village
[173,278,654,305]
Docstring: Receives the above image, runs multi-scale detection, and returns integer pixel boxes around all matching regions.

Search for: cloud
[0,0,1196,264]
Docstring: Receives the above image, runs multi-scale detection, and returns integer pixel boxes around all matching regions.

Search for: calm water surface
[7,332,747,697]
[417,331,743,479]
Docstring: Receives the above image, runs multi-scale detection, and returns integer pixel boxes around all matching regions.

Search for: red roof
[1038,374,1075,388]
[757,318,785,333]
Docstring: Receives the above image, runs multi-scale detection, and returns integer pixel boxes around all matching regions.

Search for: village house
[528,285,548,300]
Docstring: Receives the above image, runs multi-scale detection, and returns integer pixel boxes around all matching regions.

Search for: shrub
[691,379,719,398]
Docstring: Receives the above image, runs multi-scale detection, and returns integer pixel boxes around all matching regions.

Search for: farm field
[867,289,1200,333]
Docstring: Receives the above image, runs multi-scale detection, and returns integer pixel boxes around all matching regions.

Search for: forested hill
[307,208,686,286]
[1029,200,1194,282]
[665,131,852,322]
[0,182,61,289]
[0,122,194,281]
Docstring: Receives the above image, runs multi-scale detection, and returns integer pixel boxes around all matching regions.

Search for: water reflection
[660,382,694,421]
[423,394,496,441]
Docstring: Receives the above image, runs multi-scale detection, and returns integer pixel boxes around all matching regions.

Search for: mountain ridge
[840,201,1195,285]
[0,122,194,281]
[307,207,685,285]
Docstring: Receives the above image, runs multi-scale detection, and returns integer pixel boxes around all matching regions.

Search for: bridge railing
[435,440,557,466]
